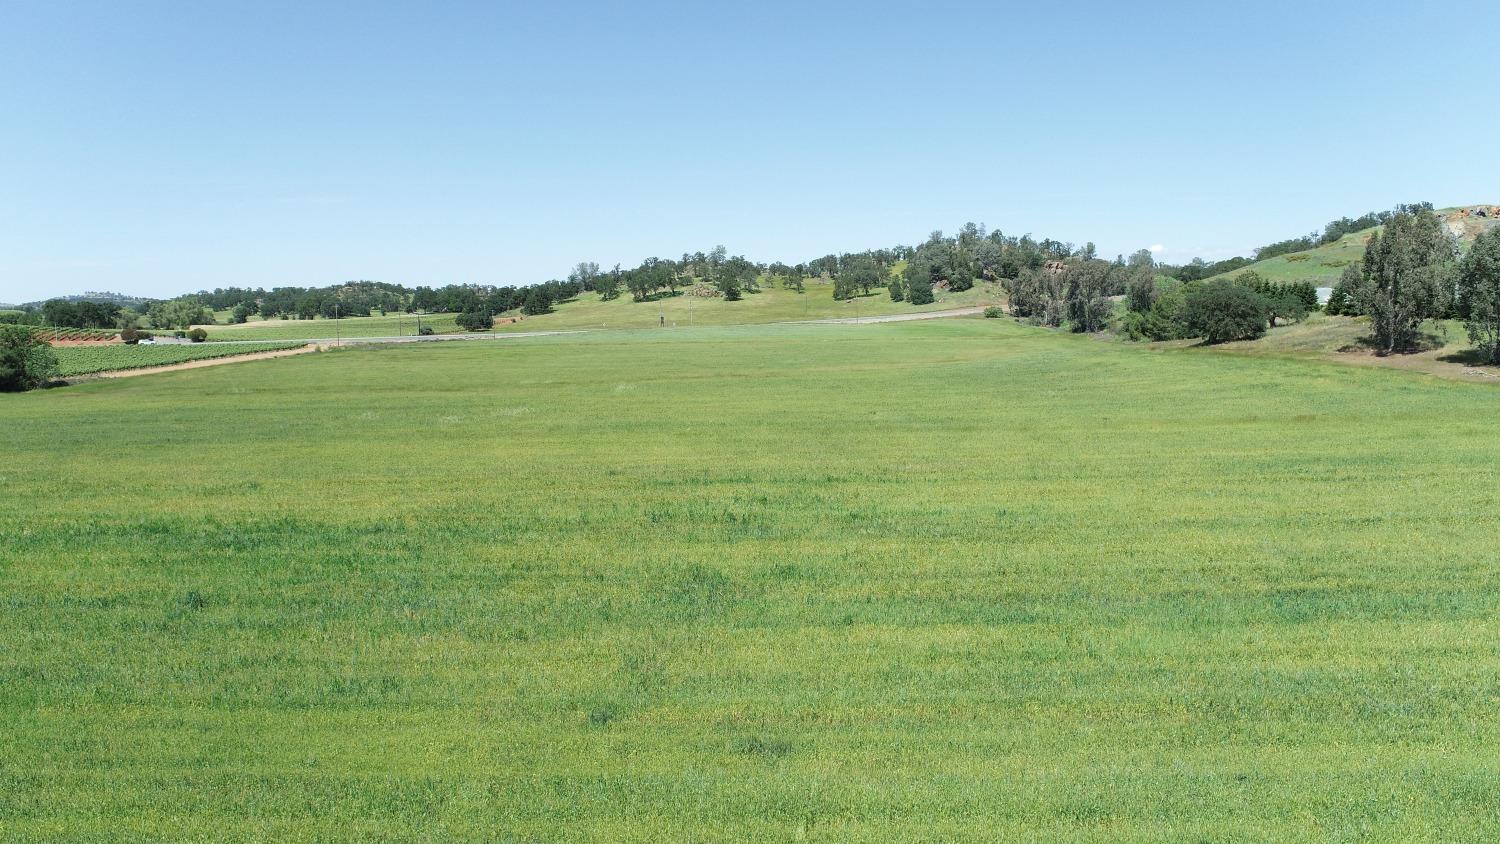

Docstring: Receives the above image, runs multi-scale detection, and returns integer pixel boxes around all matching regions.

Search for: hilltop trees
[568,262,601,292]
[1457,228,1500,363]
[522,287,553,315]
[714,256,758,301]
[0,325,58,391]
[42,300,121,329]
[594,268,621,301]
[842,256,882,297]
[1355,208,1456,354]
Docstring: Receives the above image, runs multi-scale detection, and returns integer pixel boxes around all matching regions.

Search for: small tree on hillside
[905,257,935,305]
[522,287,553,315]
[716,275,741,301]
[1457,228,1500,364]
[594,271,621,301]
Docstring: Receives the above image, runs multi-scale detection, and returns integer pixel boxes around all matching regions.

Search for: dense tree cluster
[1121,269,1315,343]
[1007,249,1151,333]
[41,299,122,329]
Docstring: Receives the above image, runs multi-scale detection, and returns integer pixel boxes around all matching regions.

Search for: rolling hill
[1206,205,1500,287]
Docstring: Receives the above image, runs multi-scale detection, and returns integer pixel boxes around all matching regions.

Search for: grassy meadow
[4,319,1500,840]
[53,342,303,376]
[490,280,999,333]
[197,281,997,341]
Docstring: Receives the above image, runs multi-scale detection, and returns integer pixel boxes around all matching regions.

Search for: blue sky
[1,0,1495,303]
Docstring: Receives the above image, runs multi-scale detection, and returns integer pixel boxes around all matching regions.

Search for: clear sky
[2,0,1496,303]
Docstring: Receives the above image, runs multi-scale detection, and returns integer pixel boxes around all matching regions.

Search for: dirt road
[796,306,987,324]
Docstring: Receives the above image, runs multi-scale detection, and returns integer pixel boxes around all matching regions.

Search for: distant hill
[19,291,151,309]
[1205,205,1500,286]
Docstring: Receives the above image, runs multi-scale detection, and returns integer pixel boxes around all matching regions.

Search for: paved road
[195,306,988,347]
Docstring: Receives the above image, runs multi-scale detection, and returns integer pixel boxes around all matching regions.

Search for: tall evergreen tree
[1356,208,1455,354]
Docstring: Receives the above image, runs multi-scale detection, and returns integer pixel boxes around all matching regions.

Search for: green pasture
[492,281,998,333]
[4,319,1500,840]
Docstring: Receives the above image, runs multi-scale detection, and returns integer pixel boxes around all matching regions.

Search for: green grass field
[201,312,460,341]
[199,282,997,340]
[492,281,999,333]
[52,342,303,376]
[5,320,1500,840]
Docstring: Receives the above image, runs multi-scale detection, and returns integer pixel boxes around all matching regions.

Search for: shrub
[186,328,208,343]
[120,326,141,344]
[456,310,492,331]
[1183,280,1269,343]
[417,326,434,336]
[0,324,59,391]
[1265,292,1309,326]
[982,306,1004,318]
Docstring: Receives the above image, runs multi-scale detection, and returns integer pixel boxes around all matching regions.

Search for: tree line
[9,206,1500,366]
[1040,205,1500,364]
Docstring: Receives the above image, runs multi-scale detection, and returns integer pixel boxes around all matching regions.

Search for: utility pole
[335,303,341,347]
